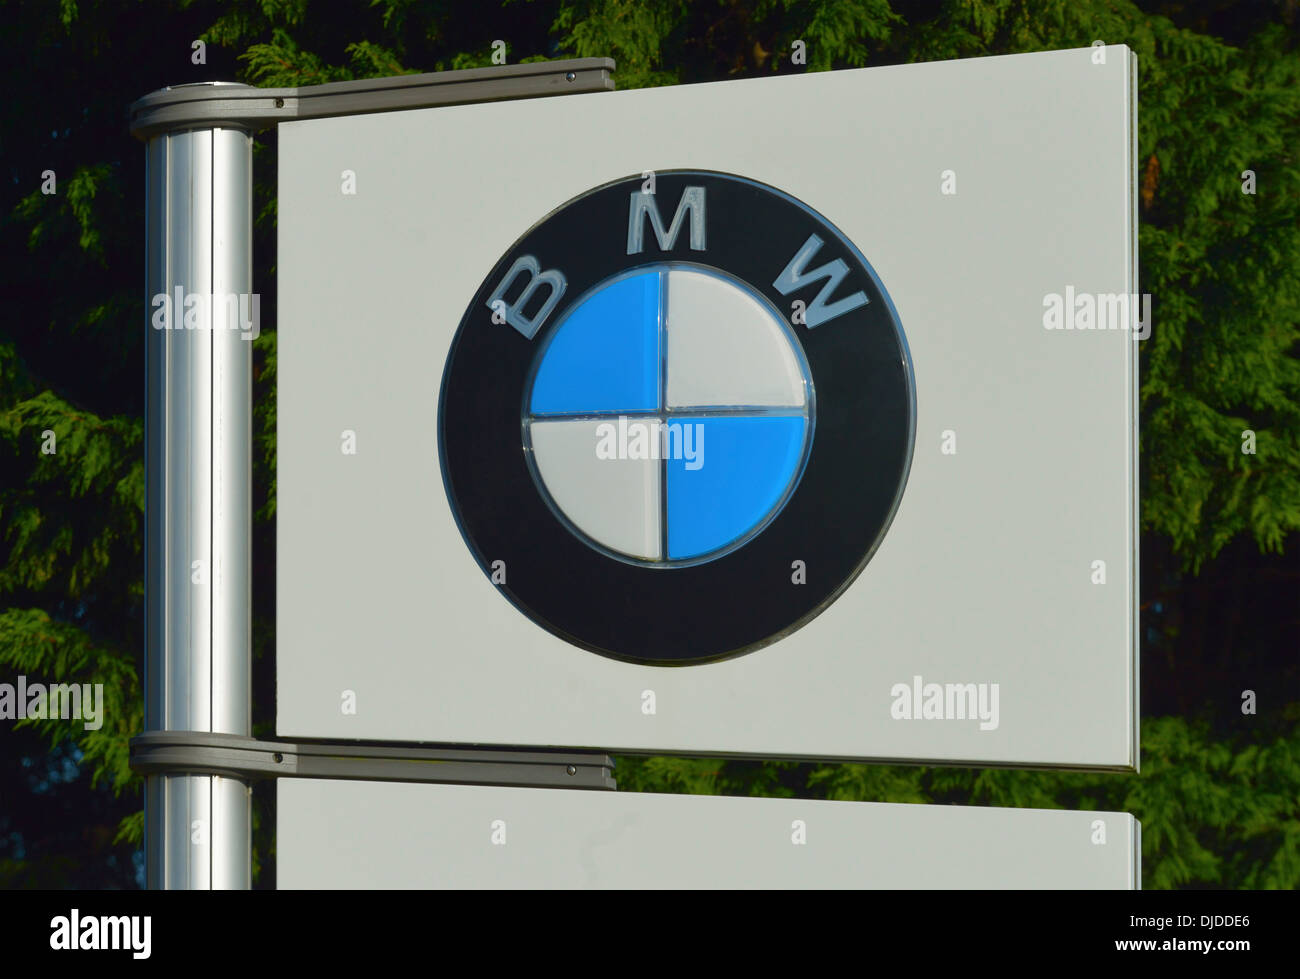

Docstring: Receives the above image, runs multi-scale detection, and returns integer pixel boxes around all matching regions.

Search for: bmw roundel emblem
[439,170,915,665]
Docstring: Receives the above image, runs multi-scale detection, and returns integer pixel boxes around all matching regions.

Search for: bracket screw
[566,764,577,776]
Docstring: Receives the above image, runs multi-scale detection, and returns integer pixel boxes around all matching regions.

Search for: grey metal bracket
[129,57,615,139]
[131,731,616,791]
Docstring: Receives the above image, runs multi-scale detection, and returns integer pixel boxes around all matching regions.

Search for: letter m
[1098,293,1128,331]
[102,917,131,950]
[945,683,977,721]
[47,683,80,720]
[773,234,869,328]
[627,187,706,254]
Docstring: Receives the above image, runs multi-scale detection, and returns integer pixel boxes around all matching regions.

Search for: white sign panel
[277,46,1139,768]
[278,779,1140,888]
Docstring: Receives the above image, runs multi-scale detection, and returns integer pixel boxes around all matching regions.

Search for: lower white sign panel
[278,780,1140,889]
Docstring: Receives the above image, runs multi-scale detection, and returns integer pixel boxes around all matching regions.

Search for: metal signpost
[134,61,617,890]
[133,49,1140,889]
[141,108,253,889]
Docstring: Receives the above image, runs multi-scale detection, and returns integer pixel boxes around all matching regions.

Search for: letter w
[773,234,868,327]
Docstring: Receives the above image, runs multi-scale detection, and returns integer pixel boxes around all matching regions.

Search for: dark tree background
[1,0,1297,889]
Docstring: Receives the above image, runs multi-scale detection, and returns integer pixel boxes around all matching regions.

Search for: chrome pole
[143,89,254,888]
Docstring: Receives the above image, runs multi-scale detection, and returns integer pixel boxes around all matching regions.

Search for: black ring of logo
[439,171,915,665]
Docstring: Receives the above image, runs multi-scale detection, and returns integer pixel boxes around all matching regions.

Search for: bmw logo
[439,170,915,665]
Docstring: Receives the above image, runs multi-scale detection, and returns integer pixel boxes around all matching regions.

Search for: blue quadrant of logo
[666,416,807,560]
[529,271,660,414]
